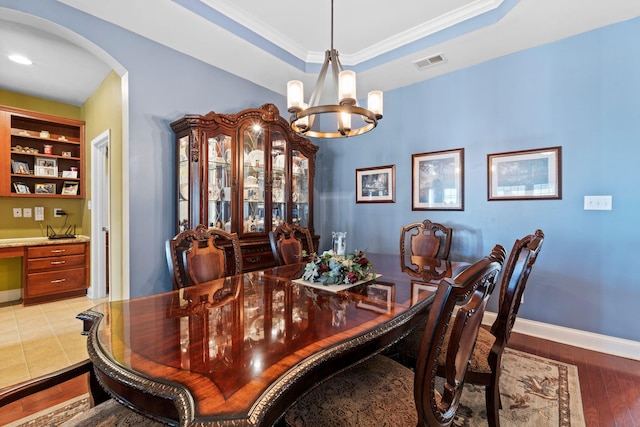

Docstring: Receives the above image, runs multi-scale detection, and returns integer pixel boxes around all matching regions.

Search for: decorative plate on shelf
[246,150,264,167]
[292,274,381,293]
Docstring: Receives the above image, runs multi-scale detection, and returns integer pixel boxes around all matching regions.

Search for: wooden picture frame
[412,148,464,210]
[356,282,395,314]
[11,160,30,175]
[35,183,56,194]
[488,146,562,200]
[61,181,79,195]
[355,165,395,203]
[13,182,30,194]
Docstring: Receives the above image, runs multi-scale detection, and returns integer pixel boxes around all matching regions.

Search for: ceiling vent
[413,54,446,70]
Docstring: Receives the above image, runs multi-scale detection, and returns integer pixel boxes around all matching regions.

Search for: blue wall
[315,18,640,342]
[3,1,639,342]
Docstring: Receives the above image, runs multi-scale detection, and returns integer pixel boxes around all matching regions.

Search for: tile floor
[0,296,107,390]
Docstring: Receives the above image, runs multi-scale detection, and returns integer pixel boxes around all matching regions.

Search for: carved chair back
[400,220,453,280]
[414,244,505,427]
[491,229,544,349]
[166,225,242,289]
[269,222,314,266]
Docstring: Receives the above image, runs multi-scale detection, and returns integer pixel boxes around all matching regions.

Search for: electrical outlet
[23,207,32,218]
[35,206,44,221]
[54,208,64,217]
[13,208,22,218]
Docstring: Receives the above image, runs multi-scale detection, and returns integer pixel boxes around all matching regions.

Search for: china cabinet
[170,104,318,271]
[1,105,85,198]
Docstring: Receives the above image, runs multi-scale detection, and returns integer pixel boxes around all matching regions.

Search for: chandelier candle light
[287,0,383,138]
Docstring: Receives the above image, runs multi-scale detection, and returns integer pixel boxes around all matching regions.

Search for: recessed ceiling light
[8,55,33,65]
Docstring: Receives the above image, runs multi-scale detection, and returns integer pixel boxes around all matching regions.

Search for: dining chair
[400,220,453,280]
[282,244,506,427]
[442,229,545,427]
[269,222,314,266]
[166,224,242,289]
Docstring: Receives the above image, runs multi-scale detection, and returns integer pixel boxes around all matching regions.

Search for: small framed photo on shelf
[61,181,79,195]
[62,170,78,178]
[34,157,58,177]
[412,148,464,211]
[35,183,56,194]
[13,182,30,194]
[355,165,395,203]
[487,146,562,201]
[11,160,30,175]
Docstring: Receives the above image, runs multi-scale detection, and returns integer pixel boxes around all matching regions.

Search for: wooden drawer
[27,243,85,258]
[25,267,86,298]
[241,244,276,272]
[27,254,85,272]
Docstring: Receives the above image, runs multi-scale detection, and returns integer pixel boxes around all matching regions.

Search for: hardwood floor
[2,332,638,426]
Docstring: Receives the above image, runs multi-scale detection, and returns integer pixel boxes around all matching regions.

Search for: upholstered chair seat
[284,354,418,427]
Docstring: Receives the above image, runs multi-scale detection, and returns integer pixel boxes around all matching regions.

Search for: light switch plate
[584,195,612,210]
[23,207,32,218]
[35,206,44,221]
[13,207,22,218]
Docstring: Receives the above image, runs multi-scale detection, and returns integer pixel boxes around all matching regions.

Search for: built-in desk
[0,236,90,305]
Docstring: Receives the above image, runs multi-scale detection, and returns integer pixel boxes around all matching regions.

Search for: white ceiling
[1,0,639,106]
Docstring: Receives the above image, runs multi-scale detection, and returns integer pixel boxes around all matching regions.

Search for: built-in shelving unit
[1,105,85,198]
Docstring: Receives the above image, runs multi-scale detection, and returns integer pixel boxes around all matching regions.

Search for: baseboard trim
[0,288,22,304]
[482,312,640,361]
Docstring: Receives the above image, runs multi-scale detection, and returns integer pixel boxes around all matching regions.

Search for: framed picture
[412,148,464,210]
[13,182,30,194]
[35,183,56,194]
[11,160,30,175]
[35,157,57,168]
[35,157,58,177]
[356,282,395,314]
[355,165,395,203]
[411,281,438,306]
[61,181,79,195]
[488,146,562,201]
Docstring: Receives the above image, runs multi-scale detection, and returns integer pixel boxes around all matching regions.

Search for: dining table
[78,252,468,426]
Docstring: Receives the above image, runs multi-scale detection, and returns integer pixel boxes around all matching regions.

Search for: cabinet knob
[51,249,66,254]
[50,278,66,284]
[50,261,66,265]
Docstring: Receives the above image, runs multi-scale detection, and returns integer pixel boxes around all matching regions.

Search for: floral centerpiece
[302,250,374,285]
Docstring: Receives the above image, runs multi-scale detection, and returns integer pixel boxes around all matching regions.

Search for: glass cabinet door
[178,135,190,232]
[242,124,266,233]
[271,133,287,230]
[207,134,232,231]
[292,149,310,228]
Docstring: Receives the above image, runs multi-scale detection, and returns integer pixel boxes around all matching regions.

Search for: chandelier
[286,0,383,138]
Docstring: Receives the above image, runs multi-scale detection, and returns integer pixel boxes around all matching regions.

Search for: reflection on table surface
[81,253,448,425]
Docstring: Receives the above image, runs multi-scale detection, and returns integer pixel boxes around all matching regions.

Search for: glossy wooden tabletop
[79,253,464,426]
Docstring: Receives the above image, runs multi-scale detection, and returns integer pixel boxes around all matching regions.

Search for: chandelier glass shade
[286,1,383,138]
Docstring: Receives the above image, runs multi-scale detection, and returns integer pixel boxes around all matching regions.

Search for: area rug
[6,394,89,427]
[456,348,586,426]
[6,349,585,426]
